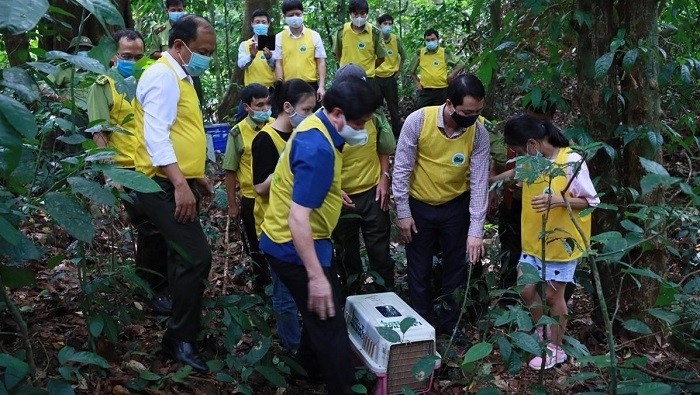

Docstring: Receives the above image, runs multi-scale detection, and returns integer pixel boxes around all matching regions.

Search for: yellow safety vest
[262,114,342,243]
[105,77,136,168]
[134,57,205,179]
[418,47,448,89]
[339,22,377,78]
[375,34,400,78]
[409,106,476,204]
[280,28,318,83]
[238,118,273,199]
[243,38,275,88]
[521,148,591,261]
[341,119,380,195]
[253,125,288,237]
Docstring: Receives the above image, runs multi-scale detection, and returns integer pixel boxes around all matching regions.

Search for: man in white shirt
[132,15,215,373]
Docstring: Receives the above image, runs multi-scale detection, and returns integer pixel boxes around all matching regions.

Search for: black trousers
[376,75,402,136]
[406,193,470,334]
[240,196,269,293]
[333,186,393,295]
[134,178,212,342]
[498,199,522,296]
[267,255,355,395]
[417,87,447,108]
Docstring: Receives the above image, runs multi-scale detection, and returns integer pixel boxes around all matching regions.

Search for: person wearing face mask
[332,0,387,98]
[409,28,466,109]
[392,74,489,340]
[87,29,172,316]
[273,0,327,104]
[237,9,276,89]
[132,15,216,373]
[249,79,316,355]
[259,77,380,394]
[223,84,274,294]
[374,13,406,138]
[328,65,396,297]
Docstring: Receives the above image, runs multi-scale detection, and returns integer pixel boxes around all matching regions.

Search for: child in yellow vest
[494,114,599,370]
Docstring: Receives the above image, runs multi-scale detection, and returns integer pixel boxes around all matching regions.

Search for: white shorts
[518,253,577,283]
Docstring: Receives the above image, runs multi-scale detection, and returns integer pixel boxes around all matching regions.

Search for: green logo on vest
[300,45,307,53]
[433,60,440,67]
[451,153,466,166]
[358,41,366,49]
[542,187,553,195]
[387,50,394,56]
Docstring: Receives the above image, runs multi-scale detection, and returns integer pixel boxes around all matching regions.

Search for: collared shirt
[237,36,277,70]
[392,104,490,238]
[259,110,345,266]
[408,47,465,74]
[136,52,192,167]
[222,116,266,172]
[272,26,327,60]
[86,77,113,126]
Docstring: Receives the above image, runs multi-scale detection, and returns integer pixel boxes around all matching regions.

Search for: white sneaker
[528,343,567,370]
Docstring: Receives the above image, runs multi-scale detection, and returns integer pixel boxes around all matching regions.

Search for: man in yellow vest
[259,77,380,394]
[273,0,327,103]
[332,0,387,97]
[392,74,489,338]
[237,9,275,88]
[87,29,173,315]
[409,28,465,109]
[375,13,406,137]
[330,65,396,296]
[223,83,274,293]
[133,15,215,373]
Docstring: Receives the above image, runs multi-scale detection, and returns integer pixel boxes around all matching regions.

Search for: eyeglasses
[117,53,144,61]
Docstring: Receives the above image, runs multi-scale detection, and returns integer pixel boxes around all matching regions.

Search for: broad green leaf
[680,65,692,84]
[215,372,235,383]
[562,335,590,359]
[573,10,591,28]
[103,168,162,193]
[206,360,225,373]
[647,308,679,325]
[254,366,286,388]
[622,49,639,70]
[515,310,533,332]
[637,382,672,395]
[376,326,400,343]
[0,265,36,288]
[88,36,118,70]
[463,342,493,363]
[170,365,192,383]
[27,61,60,75]
[352,384,368,394]
[0,353,30,390]
[67,351,110,368]
[476,388,501,395]
[244,337,271,365]
[0,216,22,245]
[510,331,541,356]
[67,177,116,206]
[565,372,599,384]
[400,316,417,335]
[495,335,512,361]
[56,133,86,145]
[620,219,644,234]
[411,354,439,381]
[622,319,652,335]
[47,254,66,269]
[88,315,104,338]
[2,68,41,102]
[494,310,512,326]
[72,0,125,31]
[640,174,673,196]
[494,41,516,51]
[0,95,38,139]
[44,192,95,243]
[47,379,76,395]
[595,52,615,79]
[647,131,663,152]
[138,370,161,381]
[0,232,40,262]
[45,51,107,74]
[639,157,669,176]
[0,0,49,34]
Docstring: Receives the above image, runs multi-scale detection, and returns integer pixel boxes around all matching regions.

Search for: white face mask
[338,115,368,146]
[351,16,367,27]
[285,15,303,29]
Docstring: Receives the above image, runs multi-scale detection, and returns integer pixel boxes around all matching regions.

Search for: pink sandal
[528,343,567,370]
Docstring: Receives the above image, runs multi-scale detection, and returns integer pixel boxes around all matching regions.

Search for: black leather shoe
[148,295,173,316]
[162,336,209,373]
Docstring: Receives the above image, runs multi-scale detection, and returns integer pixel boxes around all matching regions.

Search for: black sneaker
[148,295,173,316]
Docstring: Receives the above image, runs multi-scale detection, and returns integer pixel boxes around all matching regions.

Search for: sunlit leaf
[462,342,493,364]
[0,0,49,34]
[595,52,615,79]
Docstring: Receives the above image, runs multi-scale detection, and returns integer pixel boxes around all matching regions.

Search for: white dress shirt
[237,36,277,70]
[272,26,327,60]
[136,52,193,167]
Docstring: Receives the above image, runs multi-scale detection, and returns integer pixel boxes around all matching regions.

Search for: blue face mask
[169,11,185,23]
[339,115,368,146]
[252,24,268,36]
[181,42,211,77]
[381,25,393,36]
[116,59,135,77]
[289,111,309,128]
[76,51,89,58]
[251,108,272,123]
[425,41,438,51]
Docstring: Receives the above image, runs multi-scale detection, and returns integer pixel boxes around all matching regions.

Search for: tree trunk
[483,0,501,118]
[2,33,30,66]
[217,0,277,122]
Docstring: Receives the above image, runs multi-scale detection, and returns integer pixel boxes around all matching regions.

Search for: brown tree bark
[217,0,277,122]
[2,33,31,66]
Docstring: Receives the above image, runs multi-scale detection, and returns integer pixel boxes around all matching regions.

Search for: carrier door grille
[386,340,435,394]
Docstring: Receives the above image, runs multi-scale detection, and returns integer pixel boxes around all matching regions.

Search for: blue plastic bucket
[204,123,231,153]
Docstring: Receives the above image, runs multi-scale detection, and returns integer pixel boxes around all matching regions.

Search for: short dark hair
[446,73,485,106]
[165,0,185,8]
[504,114,569,148]
[282,0,303,13]
[240,83,270,105]
[272,79,316,113]
[349,0,369,13]
[251,8,270,22]
[424,28,439,39]
[323,77,380,121]
[377,13,393,25]
[168,15,213,48]
[112,29,144,46]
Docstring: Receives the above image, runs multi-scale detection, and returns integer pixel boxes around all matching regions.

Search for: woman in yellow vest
[497,114,599,370]
[259,77,381,394]
[251,78,316,354]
